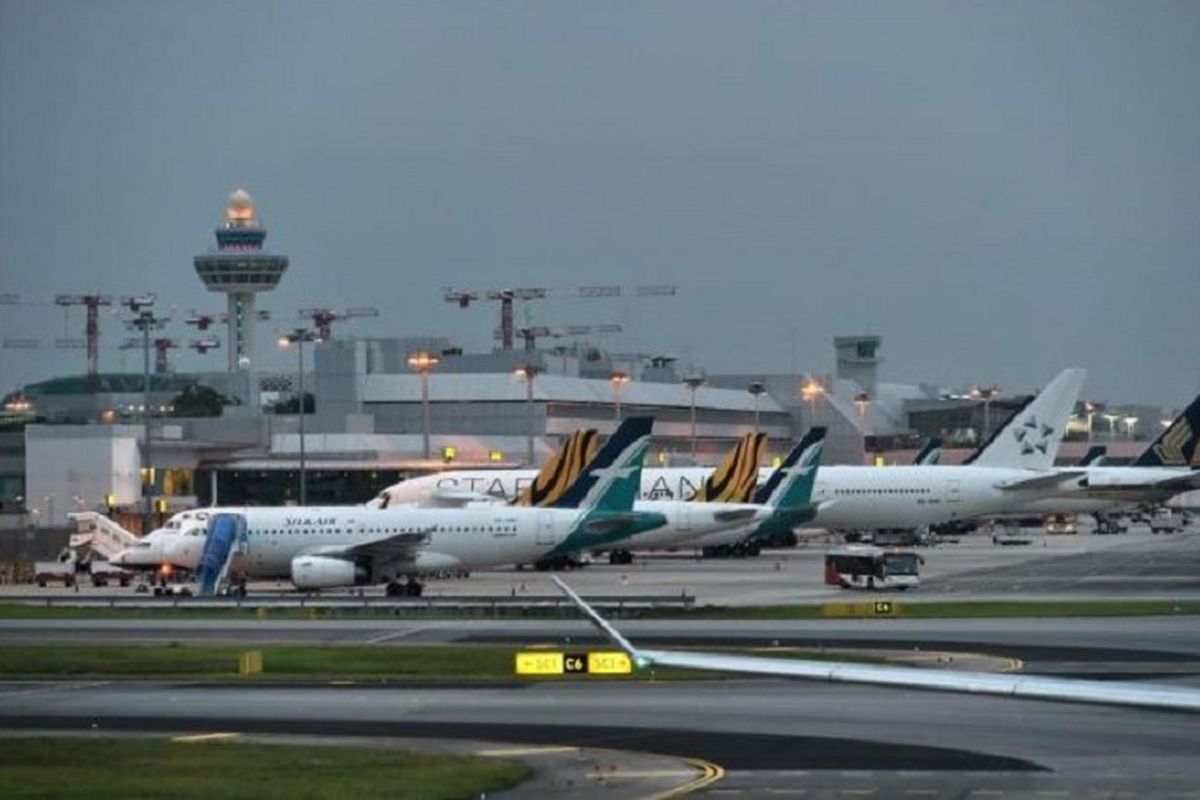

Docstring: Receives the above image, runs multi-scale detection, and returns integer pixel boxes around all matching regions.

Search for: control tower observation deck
[194,189,289,372]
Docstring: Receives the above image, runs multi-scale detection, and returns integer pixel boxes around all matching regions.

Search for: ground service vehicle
[824,546,921,590]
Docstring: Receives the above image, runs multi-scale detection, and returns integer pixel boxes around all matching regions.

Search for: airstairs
[194,513,249,596]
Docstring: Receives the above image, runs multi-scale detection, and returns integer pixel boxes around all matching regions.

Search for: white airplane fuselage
[383,465,1069,531]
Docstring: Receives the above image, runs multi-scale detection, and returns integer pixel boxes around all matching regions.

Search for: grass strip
[656,598,1200,619]
[0,736,529,800]
[1,598,1197,621]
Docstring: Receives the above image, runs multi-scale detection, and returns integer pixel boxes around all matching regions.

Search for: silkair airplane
[553,577,1200,713]
[122,417,666,596]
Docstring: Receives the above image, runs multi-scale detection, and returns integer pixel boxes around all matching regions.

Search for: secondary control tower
[194,189,289,372]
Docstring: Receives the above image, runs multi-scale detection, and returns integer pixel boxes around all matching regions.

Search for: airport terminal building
[4,333,1168,538]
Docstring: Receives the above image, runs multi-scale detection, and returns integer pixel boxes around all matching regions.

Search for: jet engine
[291,555,369,589]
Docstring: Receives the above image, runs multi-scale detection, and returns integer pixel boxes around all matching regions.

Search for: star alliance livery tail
[693,432,767,504]
[964,368,1087,470]
[1134,395,1200,468]
[550,417,654,512]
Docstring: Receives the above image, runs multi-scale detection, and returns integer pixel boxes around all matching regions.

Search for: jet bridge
[194,513,248,596]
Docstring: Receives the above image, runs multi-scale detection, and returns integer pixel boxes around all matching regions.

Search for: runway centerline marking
[365,625,439,645]
[172,732,239,743]
[476,745,579,757]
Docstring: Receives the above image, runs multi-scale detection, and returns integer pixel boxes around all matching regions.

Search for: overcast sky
[2,0,1197,405]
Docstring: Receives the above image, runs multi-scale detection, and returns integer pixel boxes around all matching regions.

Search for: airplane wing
[552,577,1200,713]
[1144,472,1200,494]
[995,470,1085,492]
[582,511,665,535]
[305,530,431,561]
[418,488,502,508]
[712,508,760,524]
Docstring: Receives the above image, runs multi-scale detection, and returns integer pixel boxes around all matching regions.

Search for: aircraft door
[677,503,692,532]
[944,480,961,505]
[536,510,557,546]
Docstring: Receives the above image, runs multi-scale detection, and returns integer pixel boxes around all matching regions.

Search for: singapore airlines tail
[965,368,1086,470]
[1134,394,1200,468]
[693,432,767,504]
[513,428,600,507]
[553,577,1200,713]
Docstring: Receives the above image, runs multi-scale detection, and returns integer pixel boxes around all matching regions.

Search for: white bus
[824,545,922,590]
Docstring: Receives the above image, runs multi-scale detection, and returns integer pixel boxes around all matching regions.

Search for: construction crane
[299,307,379,341]
[122,337,179,374]
[494,323,624,351]
[189,337,221,355]
[183,309,270,332]
[54,294,114,377]
[444,285,676,351]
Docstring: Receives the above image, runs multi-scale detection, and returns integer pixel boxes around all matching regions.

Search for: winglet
[552,577,648,666]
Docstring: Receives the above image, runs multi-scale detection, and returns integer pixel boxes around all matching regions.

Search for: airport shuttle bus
[824,545,921,590]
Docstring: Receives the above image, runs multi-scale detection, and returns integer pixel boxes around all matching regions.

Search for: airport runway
[4,529,1199,796]
[2,678,1197,797]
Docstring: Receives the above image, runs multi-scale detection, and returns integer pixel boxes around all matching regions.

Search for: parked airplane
[382,368,1088,533]
[1010,394,1200,516]
[398,428,827,567]
[118,417,667,596]
[553,577,1200,713]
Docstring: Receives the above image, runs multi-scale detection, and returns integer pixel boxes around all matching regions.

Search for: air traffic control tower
[194,189,289,372]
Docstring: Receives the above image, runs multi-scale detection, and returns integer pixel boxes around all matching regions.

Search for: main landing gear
[385,578,424,597]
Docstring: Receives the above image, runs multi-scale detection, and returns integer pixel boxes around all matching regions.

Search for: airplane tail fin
[512,428,600,507]
[693,432,766,503]
[964,368,1087,470]
[913,438,942,466]
[1078,444,1108,467]
[752,427,826,509]
[1134,395,1200,468]
[549,417,654,512]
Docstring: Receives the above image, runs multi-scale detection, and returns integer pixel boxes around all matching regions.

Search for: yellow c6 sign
[514,651,633,676]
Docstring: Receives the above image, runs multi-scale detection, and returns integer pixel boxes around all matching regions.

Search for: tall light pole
[747,381,765,434]
[123,296,167,534]
[1083,401,1097,441]
[971,384,1001,441]
[682,374,705,461]
[611,370,630,422]
[854,390,871,441]
[800,377,825,429]
[1103,413,1120,440]
[515,363,542,466]
[1124,415,1139,440]
[407,350,440,460]
[279,328,320,505]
